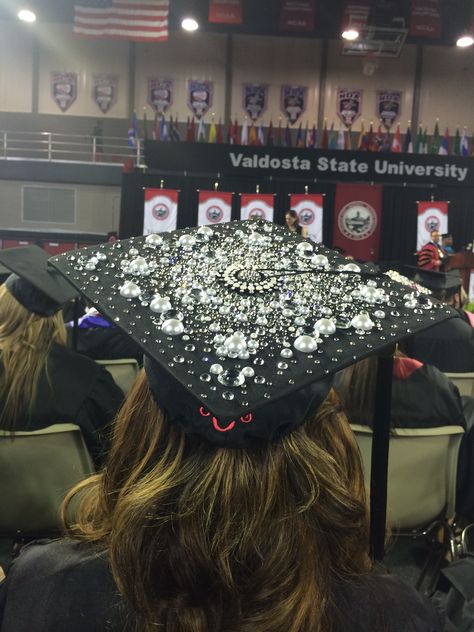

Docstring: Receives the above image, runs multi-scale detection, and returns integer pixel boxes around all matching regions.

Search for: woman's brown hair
[0,284,67,430]
[63,371,371,632]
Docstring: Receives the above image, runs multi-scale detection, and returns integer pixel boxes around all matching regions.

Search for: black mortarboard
[0,246,79,316]
[49,220,455,449]
[413,268,462,296]
[441,233,452,239]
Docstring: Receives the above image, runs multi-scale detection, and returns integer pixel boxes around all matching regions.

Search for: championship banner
[416,201,448,252]
[376,90,402,130]
[337,89,362,128]
[187,80,213,119]
[92,75,118,114]
[332,183,382,261]
[208,0,242,24]
[148,78,173,114]
[51,72,77,112]
[243,84,268,121]
[240,194,274,222]
[198,191,232,226]
[342,2,370,31]
[281,85,307,124]
[143,188,179,234]
[279,0,316,32]
[289,193,323,243]
[409,0,441,38]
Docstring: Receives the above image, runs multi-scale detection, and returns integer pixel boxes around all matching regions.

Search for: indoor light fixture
[342,28,359,41]
[181,17,199,31]
[17,8,36,23]
[456,33,474,47]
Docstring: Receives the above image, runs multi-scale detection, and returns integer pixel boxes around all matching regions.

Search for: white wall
[0,21,33,113]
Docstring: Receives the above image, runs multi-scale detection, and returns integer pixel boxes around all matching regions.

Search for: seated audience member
[67,307,143,365]
[404,269,474,372]
[336,353,474,523]
[0,246,124,464]
[0,226,450,631]
[417,229,445,270]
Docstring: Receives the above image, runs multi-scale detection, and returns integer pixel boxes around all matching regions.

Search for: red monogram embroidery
[199,407,254,432]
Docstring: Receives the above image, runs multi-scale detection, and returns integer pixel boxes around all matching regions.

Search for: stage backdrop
[198,190,232,225]
[416,201,448,251]
[289,193,323,243]
[143,188,179,234]
[332,183,383,261]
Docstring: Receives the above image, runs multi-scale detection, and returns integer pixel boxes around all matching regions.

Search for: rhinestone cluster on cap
[53,220,452,414]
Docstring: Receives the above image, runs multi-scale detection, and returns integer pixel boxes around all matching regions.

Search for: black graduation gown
[0,539,446,632]
[406,309,474,373]
[67,326,144,365]
[0,343,124,464]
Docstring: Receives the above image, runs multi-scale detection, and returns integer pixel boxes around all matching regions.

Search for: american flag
[74,0,169,42]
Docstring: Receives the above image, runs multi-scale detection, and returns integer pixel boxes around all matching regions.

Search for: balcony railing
[0,130,144,166]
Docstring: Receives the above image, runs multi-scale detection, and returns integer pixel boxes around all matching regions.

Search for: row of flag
[127,112,474,157]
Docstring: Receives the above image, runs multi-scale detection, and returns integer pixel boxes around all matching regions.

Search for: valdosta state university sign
[145,142,473,187]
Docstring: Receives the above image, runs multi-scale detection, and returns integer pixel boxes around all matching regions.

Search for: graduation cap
[49,220,455,448]
[413,268,462,297]
[0,245,79,316]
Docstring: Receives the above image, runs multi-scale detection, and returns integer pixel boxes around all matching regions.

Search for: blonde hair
[63,371,371,632]
[0,284,67,430]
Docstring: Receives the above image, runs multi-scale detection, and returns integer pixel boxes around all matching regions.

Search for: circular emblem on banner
[424,214,441,233]
[206,205,224,223]
[338,201,377,241]
[152,202,170,221]
[298,207,315,225]
[248,207,266,219]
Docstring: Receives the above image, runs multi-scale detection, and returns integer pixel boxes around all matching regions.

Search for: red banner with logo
[416,201,448,251]
[409,0,441,38]
[240,194,274,222]
[289,193,323,243]
[279,0,315,32]
[208,0,242,24]
[143,188,179,234]
[332,184,382,261]
[341,1,370,31]
[198,190,232,226]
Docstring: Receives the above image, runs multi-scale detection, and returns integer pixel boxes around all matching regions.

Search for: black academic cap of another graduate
[49,220,456,450]
[413,268,462,297]
[0,246,79,316]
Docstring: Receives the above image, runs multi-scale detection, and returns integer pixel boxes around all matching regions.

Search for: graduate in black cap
[0,225,453,632]
[0,246,124,464]
[402,268,474,373]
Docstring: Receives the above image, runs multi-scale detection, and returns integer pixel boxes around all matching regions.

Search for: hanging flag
[208,119,217,143]
[422,127,428,153]
[267,120,274,146]
[208,0,242,24]
[391,123,401,153]
[240,193,274,222]
[188,80,213,119]
[307,123,316,148]
[216,119,223,144]
[453,128,461,156]
[409,0,441,39]
[279,0,315,32]
[186,116,195,142]
[357,121,365,150]
[403,125,412,153]
[281,85,307,125]
[170,115,181,142]
[438,127,450,155]
[227,118,234,144]
[337,125,346,150]
[127,111,138,147]
[148,78,173,115]
[257,122,265,146]
[374,124,383,152]
[143,188,178,234]
[321,120,329,150]
[430,120,440,154]
[415,125,423,153]
[198,190,232,226]
[376,90,402,131]
[74,0,169,42]
[153,111,160,140]
[289,193,323,243]
[243,84,268,121]
[159,115,168,141]
[249,121,258,145]
[381,130,391,153]
[241,118,249,145]
[416,201,448,252]
[332,183,383,261]
[197,117,206,142]
[337,88,362,128]
[461,127,469,157]
[366,122,374,151]
[328,123,336,150]
[284,121,292,147]
[295,122,305,148]
[276,119,283,147]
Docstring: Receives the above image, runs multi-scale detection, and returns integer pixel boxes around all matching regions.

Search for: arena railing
[0,130,143,166]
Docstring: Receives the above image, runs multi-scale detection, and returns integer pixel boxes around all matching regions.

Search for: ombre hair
[63,371,371,632]
[0,283,67,430]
